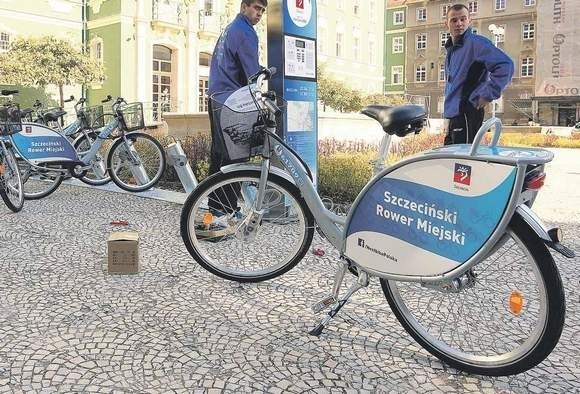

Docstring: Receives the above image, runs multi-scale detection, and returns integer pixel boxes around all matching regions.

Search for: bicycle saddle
[361,104,426,137]
[43,110,67,122]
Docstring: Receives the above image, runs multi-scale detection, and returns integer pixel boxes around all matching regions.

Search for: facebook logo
[358,238,365,247]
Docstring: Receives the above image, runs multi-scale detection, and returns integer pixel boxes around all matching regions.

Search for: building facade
[317,0,385,94]
[384,0,406,96]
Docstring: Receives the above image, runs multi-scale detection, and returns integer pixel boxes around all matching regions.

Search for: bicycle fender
[515,204,576,258]
[219,163,296,186]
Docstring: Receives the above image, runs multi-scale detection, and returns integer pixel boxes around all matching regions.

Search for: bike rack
[165,139,198,194]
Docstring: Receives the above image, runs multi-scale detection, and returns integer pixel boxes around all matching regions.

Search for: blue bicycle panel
[345,158,517,277]
[12,123,79,164]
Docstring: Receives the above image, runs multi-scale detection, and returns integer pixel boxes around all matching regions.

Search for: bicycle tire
[380,213,565,376]
[0,146,24,212]
[18,158,64,200]
[73,131,112,186]
[180,170,315,282]
[106,132,166,192]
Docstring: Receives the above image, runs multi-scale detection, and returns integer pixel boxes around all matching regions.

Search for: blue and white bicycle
[181,68,575,376]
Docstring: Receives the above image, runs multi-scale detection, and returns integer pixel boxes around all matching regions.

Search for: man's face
[241,1,266,25]
[446,8,471,40]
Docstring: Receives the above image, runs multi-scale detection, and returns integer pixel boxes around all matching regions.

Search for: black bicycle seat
[43,110,67,122]
[362,105,426,137]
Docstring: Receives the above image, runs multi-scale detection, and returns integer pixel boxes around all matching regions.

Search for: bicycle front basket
[117,102,144,132]
[210,97,265,162]
[0,103,23,135]
[79,104,105,129]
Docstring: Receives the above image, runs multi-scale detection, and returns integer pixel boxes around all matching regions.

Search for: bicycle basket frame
[210,95,268,162]
[0,103,23,135]
[117,102,145,132]
[78,105,105,130]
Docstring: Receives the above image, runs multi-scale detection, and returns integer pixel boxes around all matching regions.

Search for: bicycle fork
[309,261,370,337]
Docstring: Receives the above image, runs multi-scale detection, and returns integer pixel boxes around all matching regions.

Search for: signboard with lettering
[344,158,516,277]
[11,123,79,164]
[535,0,580,98]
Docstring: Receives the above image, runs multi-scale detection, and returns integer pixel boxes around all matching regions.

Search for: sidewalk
[0,149,578,393]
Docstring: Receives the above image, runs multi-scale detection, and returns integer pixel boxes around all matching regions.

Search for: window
[90,38,104,65]
[353,37,360,61]
[495,0,506,11]
[492,25,505,43]
[0,31,10,51]
[494,96,504,113]
[392,36,403,53]
[522,23,535,40]
[440,31,450,47]
[336,32,343,57]
[416,33,426,50]
[354,0,359,15]
[318,27,326,54]
[394,10,404,25]
[198,77,209,112]
[437,97,445,114]
[524,0,535,5]
[152,45,173,120]
[441,4,451,18]
[415,65,426,82]
[439,64,446,81]
[368,37,376,65]
[417,8,427,21]
[521,57,534,77]
[392,66,404,85]
[468,1,478,13]
[337,0,344,10]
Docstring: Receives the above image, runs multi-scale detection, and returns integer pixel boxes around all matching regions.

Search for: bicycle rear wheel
[0,146,24,212]
[107,132,165,192]
[180,170,315,282]
[381,214,565,376]
[18,159,64,200]
[73,131,112,186]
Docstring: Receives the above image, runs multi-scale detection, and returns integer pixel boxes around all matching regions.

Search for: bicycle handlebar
[1,89,18,96]
[101,94,113,103]
[64,95,75,103]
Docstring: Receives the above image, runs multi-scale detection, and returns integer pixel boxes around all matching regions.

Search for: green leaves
[0,36,104,88]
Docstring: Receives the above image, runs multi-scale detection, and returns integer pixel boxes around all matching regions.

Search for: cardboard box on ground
[107,232,139,274]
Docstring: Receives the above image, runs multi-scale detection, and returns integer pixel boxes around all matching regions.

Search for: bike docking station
[164,138,198,194]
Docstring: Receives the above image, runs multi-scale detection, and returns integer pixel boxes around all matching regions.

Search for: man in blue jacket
[443,4,514,145]
[205,0,266,222]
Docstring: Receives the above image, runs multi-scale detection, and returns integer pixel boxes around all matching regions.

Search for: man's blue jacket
[208,13,261,97]
[444,27,514,118]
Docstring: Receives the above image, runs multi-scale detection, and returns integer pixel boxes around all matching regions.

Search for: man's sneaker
[195,210,242,242]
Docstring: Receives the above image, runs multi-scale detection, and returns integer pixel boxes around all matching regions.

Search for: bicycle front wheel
[18,159,64,200]
[381,214,565,376]
[107,132,166,192]
[180,170,315,282]
[73,131,112,186]
[0,146,24,212]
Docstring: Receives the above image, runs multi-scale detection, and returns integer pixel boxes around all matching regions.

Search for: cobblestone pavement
[1,149,579,393]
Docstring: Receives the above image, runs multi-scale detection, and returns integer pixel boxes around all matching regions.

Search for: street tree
[0,36,104,107]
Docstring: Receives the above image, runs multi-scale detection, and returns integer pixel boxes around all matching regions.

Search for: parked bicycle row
[0,89,166,212]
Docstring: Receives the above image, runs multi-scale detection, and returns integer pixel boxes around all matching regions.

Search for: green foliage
[488,132,580,149]
[317,66,406,113]
[0,36,104,106]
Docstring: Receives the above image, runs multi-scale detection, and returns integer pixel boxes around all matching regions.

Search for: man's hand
[476,97,491,110]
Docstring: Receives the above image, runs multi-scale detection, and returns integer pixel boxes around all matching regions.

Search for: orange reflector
[202,212,213,226]
[525,172,546,190]
[509,291,524,316]
[0,164,4,174]
[129,177,136,184]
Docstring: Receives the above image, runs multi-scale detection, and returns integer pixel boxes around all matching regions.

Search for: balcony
[198,11,225,39]
[152,0,184,30]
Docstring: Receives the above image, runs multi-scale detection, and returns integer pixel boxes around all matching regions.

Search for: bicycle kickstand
[309,269,370,337]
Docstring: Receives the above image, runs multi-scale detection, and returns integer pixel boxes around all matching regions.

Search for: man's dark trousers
[207,100,240,214]
[444,103,485,145]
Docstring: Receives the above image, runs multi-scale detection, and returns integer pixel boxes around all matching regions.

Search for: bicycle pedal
[311,294,337,313]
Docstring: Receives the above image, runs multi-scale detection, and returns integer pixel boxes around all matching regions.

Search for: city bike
[8,95,166,197]
[180,68,575,376]
[0,91,24,212]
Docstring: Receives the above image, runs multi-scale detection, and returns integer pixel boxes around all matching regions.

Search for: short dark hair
[242,0,268,7]
[447,4,469,16]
